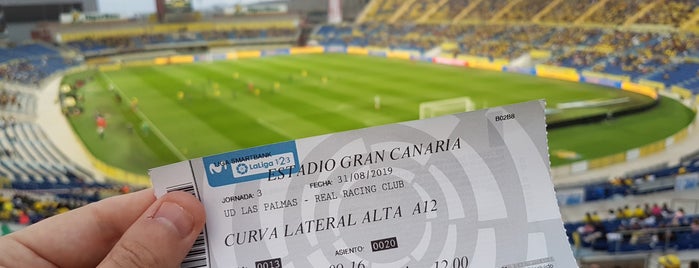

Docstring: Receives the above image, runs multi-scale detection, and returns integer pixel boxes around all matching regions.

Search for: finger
[0,189,156,268]
[99,191,205,268]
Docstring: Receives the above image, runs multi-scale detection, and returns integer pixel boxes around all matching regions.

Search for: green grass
[64,54,695,175]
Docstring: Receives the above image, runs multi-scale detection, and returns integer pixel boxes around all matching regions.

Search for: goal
[419,97,476,119]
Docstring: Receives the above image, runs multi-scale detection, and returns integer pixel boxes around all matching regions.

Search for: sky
[97,0,262,16]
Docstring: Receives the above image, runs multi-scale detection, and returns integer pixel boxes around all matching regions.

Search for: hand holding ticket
[150,100,577,268]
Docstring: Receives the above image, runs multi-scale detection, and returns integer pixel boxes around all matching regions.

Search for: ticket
[150,100,577,268]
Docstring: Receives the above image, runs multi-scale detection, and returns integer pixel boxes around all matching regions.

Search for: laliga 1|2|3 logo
[236,163,249,175]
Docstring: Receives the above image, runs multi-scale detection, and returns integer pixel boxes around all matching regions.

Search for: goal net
[419,97,475,119]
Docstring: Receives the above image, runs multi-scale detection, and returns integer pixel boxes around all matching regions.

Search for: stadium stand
[65,27,298,57]
[0,44,78,85]
[558,149,699,253]
[0,38,98,196]
[565,207,699,253]
[314,19,699,94]
[0,40,134,229]
[43,13,300,57]
[0,90,35,116]
[0,185,136,226]
[548,50,608,70]
[0,122,96,190]
[562,156,699,204]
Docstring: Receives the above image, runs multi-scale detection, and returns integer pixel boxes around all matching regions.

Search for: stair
[573,0,611,25]
[532,0,563,23]
[356,0,381,24]
[623,0,662,27]
[417,0,450,23]
[490,0,524,23]
[388,0,418,23]
[680,8,699,29]
[451,0,485,23]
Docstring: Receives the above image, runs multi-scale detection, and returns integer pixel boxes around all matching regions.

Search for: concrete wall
[5,23,36,43]
[289,0,368,22]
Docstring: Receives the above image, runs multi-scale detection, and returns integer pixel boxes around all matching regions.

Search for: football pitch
[64,54,696,175]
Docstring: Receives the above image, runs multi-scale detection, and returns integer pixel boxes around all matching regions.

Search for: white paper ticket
[150,100,577,268]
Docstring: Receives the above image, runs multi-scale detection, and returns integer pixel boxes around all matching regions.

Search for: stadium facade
[1,0,97,22]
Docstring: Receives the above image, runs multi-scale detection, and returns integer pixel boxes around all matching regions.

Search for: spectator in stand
[624,205,634,219]
[584,211,602,223]
[662,203,674,218]
[673,208,686,224]
[641,215,656,227]
[659,254,681,268]
[634,205,646,218]
[583,212,594,223]
[651,203,663,218]
[616,207,625,219]
[690,218,699,233]
[644,203,652,217]
[579,222,606,244]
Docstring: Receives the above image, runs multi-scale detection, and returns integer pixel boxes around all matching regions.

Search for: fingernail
[153,201,194,238]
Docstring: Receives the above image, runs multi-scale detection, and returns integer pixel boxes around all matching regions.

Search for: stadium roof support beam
[532,0,563,23]
[573,0,610,25]
[416,0,449,23]
[489,0,523,23]
[356,0,381,24]
[451,0,484,24]
[680,9,699,30]
[388,0,418,24]
[623,0,662,27]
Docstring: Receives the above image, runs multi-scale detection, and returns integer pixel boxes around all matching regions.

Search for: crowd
[0,185,136,229]
[547,50,608,69]
[362,0,699,25]
[576,203,696,249]
[0,90,22,112]
[68,27,298,55]
[0,61,42,85]
[316,22,699,65]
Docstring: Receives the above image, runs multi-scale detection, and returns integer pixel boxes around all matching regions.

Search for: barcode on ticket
[167,183,208,268]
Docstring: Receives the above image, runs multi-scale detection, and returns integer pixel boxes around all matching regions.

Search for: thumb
[99,191,206,268]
